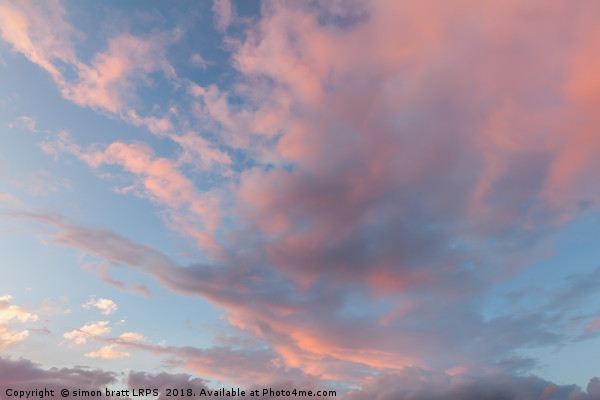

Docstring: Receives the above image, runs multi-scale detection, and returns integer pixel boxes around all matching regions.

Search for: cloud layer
[1,357,599,400]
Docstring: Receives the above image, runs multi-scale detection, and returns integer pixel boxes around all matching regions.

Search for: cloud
[41,133,224,250]
[185,0,600,380]
[0,191,23,208]
[10,169,71,196]
[127,371,213,400]
[118,332,145,342]
[0,0,177,120]
[13,210,594,386]
[190,53,207,69]
[0,357,117,397]
[125,368,600,400]
[0,0,78,84]
[212,0,234,32]
[0,295,38,349]
[85,344,129,359]
[61,323,140,360]
[585,317,600,334]
[62,32,177,114]
[128,370,321,400]
[63,321,111,345]
[0,326,29,350]
[13,115,37,132]
[171,132,231,170]
[0,295,38,324]
[121,341,306,386]
[1,355,599,399]
[83,297,117,315]
[343,370,600,400]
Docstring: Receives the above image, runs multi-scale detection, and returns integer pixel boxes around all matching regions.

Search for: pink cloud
[219,0,600,243]
[41,134,223,250]
[171,133,232,170]
[0,0,78,84]
[212,0,234,32]
[125,109,175,136]
[585,317,600,334]
[9,169,71,196]
[0,191,23,208]
[62,32,176,114]
[0,0,177,128]
[14,200,600,386]
[14,115,38,132]
[190,53,208,69]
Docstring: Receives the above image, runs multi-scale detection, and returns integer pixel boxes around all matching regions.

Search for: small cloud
[190,53,207,70]
[0,192,23,208]
[85,344,129,359]
[63,321,111,345]
[83,297,117,315]
[14,116,38,132]
[212,0,233,32]
[0,325,30,349]
[38,296,70,316]
[0,93,16,108]
[585,316,600,333]
[30,328,51,335]
[118,332,146,342]
[0,295,38,324]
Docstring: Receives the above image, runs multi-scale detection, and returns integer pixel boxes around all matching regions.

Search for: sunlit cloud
[0,295,38,349]
[82,297,117,316]
[63,321,111,345]
[85,344,129,359]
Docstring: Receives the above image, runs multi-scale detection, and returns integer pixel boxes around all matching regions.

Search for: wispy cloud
[11,115,38,132]
[0,0,177,122]
[41,133,224,251]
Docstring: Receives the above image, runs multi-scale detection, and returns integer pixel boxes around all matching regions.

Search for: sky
[1,0,600,399]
